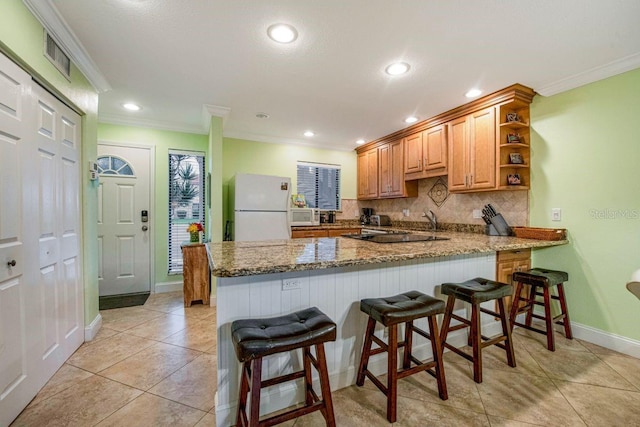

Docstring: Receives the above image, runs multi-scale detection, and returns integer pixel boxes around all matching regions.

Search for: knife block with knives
[481,204,512,236]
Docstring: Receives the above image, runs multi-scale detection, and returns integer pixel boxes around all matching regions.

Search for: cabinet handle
[7,260,16,267]
[464,175,468,186]
[470,174,473,185]
[418,159,421,169]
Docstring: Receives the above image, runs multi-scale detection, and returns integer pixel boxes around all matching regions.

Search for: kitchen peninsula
[208,231,567,426]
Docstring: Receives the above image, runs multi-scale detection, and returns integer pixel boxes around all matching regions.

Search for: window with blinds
[296,162,341,210]
[168,150,205,274]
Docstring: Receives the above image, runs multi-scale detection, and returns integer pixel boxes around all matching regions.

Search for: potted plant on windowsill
[187,222,204,243]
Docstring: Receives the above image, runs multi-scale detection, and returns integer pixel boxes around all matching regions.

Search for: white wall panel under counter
[215,252,496,426]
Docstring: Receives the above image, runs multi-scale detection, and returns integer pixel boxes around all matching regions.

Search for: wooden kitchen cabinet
[448,107,496,192]
[378,139,417,198]
[291,228,361,238]
[291,229,329,238]
[404,125,447,180]
[496,248,531,314]
[327,228,360,237]
[357,148,378,199]
[182,243,210,307]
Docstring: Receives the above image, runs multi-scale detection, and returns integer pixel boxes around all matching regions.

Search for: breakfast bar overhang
[208,231,567,426]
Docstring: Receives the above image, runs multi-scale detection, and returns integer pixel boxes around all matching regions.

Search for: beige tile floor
[11,291,640,426]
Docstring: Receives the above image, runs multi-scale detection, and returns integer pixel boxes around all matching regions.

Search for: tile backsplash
[337,177,529,227]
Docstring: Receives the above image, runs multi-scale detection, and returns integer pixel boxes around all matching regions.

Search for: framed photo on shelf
[509,152,524,164]
[507,173,522,185]
[506,133,521,143]
[506,112,519,122]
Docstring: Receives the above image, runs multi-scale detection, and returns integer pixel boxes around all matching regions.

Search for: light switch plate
[552,208,562,221]
[473,209,482,219]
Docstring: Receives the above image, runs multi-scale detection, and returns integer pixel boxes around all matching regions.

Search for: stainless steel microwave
[290,208,320,226]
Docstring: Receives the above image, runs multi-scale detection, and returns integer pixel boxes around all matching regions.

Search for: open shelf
[499,121,529,129]
[499,143,529,148]
[500,164,528,168]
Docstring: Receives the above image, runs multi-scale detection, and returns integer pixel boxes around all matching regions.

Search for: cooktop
[342,234,450,243]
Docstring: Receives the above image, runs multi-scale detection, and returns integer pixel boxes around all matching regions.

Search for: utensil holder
[485,224,500,236]
[488,214,512,236]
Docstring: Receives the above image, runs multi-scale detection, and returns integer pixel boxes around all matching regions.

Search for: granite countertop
[207,230,568,278]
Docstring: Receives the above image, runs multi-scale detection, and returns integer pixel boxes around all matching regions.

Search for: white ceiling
[37,0,640,150]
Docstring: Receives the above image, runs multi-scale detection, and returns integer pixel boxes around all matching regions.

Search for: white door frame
[97,140,155,293]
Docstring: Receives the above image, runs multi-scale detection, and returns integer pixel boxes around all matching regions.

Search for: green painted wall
[97,123,209,286]
[530,68,640,340]
[222,138,357,225]
[0,0,100,326]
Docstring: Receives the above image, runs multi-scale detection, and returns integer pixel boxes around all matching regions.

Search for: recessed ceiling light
[256,112,269,119]
[465,88,482,98]
[267,24,298,43]
[122,102,141,111]
[356,139,366,145]
[303,131,315,137]
[385,62,410,76]
[405,116,418,124]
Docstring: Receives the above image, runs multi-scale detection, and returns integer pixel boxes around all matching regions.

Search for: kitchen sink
[360,228,409,235]
[343,233,450,243]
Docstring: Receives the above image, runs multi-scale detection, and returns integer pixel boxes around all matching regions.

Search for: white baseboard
[570,321,640,358]
[155,281,182,293]
[84,313,102,341]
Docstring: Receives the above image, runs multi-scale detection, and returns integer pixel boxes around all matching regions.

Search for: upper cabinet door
[468,107,496,190]
[447,116,468,192]
[423,124,447,172]
[357,148,378,199]
[404,132,422,174]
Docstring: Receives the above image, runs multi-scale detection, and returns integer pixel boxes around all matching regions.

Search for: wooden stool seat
[356,290,448,423]
[231,307,336,427]
[440,278,516,383]
[510,268,572,351]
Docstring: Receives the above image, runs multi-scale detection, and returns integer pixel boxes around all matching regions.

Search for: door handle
[142,225,149,231]
[7,259,16,267]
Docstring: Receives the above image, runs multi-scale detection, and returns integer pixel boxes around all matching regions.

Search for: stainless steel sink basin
[361,228,409,235]
[343,233,450,243]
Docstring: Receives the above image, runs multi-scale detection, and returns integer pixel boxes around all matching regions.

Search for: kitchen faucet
[422,210,437,231]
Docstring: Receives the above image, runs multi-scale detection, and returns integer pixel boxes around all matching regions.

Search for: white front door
[97,144,152,296]
[0,52,84,426]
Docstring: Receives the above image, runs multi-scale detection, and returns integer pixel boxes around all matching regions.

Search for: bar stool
[510,268,572,351]
[231,307,336,427]
[440,278,516,383]
[356,290,447,423]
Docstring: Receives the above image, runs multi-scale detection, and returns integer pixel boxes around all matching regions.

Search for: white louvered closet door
[0,51,83,426]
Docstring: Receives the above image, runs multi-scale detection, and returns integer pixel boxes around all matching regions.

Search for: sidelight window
[168,150,205,274]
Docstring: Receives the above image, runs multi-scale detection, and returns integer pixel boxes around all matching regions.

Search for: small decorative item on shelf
[509,152,524,164]
[187,222,204,243]
[506,133,521,143]
[507,173,522,185]
[506,112,519,122]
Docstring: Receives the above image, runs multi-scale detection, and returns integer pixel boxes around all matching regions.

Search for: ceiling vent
[44,31,71,79]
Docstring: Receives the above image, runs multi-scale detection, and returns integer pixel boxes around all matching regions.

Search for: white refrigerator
[230,173,292,241]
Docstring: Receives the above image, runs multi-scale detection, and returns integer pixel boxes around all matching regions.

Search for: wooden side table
[181,243,210,307]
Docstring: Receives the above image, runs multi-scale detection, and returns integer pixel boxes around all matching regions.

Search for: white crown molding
[536,52,640,97]
[223,129,355,152]
[202,104,231,132]
[22,0,111,92]
[100,113,207,135]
